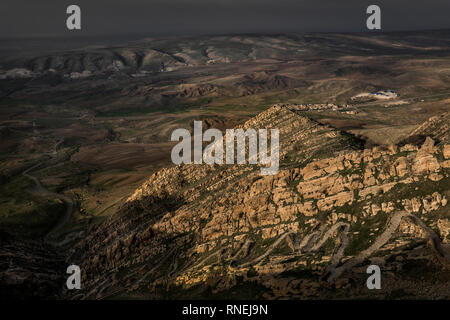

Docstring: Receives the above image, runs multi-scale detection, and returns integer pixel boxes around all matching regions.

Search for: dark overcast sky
[1,0,450,38]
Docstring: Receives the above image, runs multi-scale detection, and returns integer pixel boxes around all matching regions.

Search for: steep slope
[407,111,450,144]
[67,105,450,299]
[0,230,64,299]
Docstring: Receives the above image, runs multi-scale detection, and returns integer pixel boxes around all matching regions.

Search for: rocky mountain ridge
[3,32,450,79]
[66,105,450,299]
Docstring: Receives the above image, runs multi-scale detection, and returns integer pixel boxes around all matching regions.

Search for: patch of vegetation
[374,173,450,211]
[271,240,293,255]
[34,161,91,192]
[385,288,409,299]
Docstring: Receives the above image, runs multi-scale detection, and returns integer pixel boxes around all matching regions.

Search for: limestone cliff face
[68,106,450,300]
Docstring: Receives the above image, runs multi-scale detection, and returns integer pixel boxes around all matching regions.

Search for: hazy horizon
[1,0,450,39]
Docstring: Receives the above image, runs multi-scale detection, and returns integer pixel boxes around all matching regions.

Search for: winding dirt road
[22,138,74,245]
